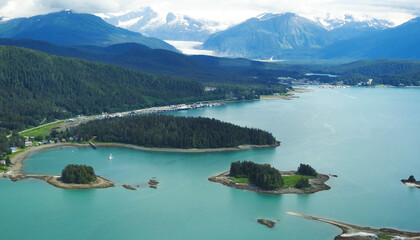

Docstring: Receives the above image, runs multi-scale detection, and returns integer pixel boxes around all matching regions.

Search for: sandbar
[288,212,420,240]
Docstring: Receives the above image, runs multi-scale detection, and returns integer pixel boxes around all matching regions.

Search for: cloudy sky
[0,0,419,25]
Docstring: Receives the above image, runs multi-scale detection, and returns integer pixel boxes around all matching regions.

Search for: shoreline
[9,174,114,190]
[208,170,330,195]
[260,88,313,100]
[402,181,420,188]
[2,141,280,189]
[6,142,279,176]
[288,212,420,240]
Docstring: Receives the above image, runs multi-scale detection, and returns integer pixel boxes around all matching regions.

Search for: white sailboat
[109,154,113,160]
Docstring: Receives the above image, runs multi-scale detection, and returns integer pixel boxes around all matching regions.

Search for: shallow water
[2,87,420,239]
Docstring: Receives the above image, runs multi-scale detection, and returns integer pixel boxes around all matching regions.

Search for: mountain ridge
[0,10,178,51]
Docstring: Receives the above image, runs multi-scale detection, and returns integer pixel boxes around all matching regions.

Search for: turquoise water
[1,87,420,239]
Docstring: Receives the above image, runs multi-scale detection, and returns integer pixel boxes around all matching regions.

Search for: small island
[401,175,420,188]
[8,164,114,190]
[209,162,330,194]
[45,164,114,189]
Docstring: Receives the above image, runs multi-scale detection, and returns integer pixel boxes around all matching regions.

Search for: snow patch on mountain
[97,7,227,41]
[316,14,394,30]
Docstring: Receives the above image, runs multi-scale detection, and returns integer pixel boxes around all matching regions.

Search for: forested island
[61,115,279,149]
[209,162,330,194]
[61,164,97,184]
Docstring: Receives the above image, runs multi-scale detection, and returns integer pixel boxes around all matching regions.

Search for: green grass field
[282,175,311,188]
[20,121,64,138]
[230,177,250,184]
[230,175,312,188]
[0,165,8,172]
[377,234,394,239]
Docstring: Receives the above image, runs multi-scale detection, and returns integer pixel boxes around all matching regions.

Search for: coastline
[1,141,280,189]
[402,181,420,188]
[9,174,115,190]
[5,141,279,177]
[288,212,420,240]
[260,88,313,100]
[96,141,280,153]
[208,170,330,195]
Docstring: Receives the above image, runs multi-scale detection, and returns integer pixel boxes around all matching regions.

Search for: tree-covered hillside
[0,11,177,51]
[0,46,221,130]
[0,38,298,86]
[65,115,277,149]
[316,59,420,86]
[325,59,420,76]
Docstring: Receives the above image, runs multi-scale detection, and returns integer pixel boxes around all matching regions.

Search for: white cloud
[0,0,418,25]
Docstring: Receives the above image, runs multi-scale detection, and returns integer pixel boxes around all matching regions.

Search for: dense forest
[0,38,298,86]
[230,161,283,190]
[317,59,420,86]
[61,164,97,184]
[0,46,226,131]
[297,164,318,177]
[64,115,277,149]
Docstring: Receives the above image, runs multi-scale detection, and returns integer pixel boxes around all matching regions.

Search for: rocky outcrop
[257,219,276,228]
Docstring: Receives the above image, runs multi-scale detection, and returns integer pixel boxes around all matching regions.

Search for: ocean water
[1,87,420,240]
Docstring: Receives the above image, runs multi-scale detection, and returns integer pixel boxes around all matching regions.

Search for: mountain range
[319,17,420,59]
[202,13,334,58]
[99,7,223,41]
[0,10,177,51]
[0,9,419,61]
[201,12,402,59]
[318,14,393,41]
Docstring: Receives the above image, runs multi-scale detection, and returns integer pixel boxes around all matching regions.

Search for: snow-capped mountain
[98,7,225,41]
[318,14,393,30]
[317,14,393,40]
[202,12,334,59]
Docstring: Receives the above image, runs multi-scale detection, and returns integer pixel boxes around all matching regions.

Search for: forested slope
[0,46,220,130]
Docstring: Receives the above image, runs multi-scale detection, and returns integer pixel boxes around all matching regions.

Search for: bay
[1,87,420,239]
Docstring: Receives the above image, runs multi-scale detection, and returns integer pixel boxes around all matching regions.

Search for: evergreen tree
[64,115,277,149]
[61,164,97,184]
[295,178,310,189]
[229,161,283,190]
[407,175,416,182]
[297,164,317,177]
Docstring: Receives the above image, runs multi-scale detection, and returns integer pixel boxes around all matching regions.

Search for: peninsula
[288,212,420,240]
[2,115,279,189]
[209,162,330,194]
[64,115,279,150]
